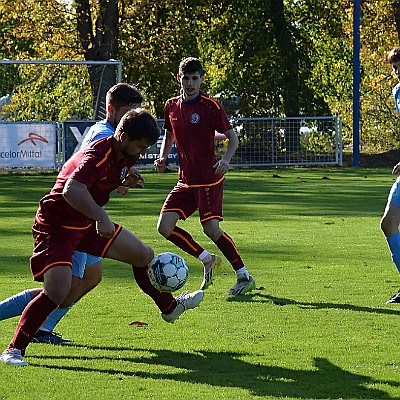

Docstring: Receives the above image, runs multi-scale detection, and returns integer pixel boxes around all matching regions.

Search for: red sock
[9,291,58,353]
[166,226,203,257]
[215,232,244,271]
[132,266,176,314]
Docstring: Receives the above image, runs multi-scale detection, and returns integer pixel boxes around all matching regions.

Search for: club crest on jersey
[120,166,128,180]
[190,113,200,124]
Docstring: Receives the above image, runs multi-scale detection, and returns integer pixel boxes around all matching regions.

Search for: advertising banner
[63,120,178,167]
[0,122,57,168]
[63,121,96,160]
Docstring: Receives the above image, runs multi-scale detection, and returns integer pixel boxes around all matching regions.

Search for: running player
[154,57,255,295]
[380,46,400,304]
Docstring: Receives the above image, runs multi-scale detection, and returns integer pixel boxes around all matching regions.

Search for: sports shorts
[161,181,224,223]
[71,252,102,279]
[30,220,122,282]
[388,176,400,207]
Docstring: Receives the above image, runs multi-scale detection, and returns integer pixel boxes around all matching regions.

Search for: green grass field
[0,168,399,400]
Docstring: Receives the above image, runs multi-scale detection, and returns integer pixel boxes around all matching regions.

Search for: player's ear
[116,130,127,142]
[201,74,205,83]
[176,74,181,82]
[107,103,114,116]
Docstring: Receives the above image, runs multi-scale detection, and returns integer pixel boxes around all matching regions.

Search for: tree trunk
[75,0,119,119]
[271,0,301,152]
[393,0,400,41]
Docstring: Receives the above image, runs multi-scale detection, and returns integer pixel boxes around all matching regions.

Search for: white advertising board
[0,123,57,168]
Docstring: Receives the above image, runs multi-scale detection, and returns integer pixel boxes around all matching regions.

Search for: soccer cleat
[32,329,72,344]
[200,254,222,290]
[227,275,256,295]
[162,290,204,323]
[386,289,400,304]
[0,348,28,366]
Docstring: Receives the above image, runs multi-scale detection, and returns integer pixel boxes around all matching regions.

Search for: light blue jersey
[81,119,115,147]
[72,119,116,277]
[393,82,400,113]
[0,91,13,108]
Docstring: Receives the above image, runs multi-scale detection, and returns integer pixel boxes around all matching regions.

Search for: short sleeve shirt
[81,120,115,148]
[36,136,134,228]
[163,90,232,186]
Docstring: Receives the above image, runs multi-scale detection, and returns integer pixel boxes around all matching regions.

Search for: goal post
[0,59,122,122]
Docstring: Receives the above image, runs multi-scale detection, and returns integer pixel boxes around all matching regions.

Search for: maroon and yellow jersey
[163,90,232,186]
[36,136,134,228]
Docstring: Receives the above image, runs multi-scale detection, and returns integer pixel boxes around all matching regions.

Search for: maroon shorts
[30,220,122,282]
[161,181,224,223]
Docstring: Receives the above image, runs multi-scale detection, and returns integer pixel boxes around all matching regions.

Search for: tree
[2,0,400,153]
[75,0,119,118]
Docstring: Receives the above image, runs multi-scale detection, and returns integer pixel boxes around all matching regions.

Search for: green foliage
[1,0,400,150]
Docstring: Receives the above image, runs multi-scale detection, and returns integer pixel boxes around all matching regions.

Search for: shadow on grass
[28,349,398,399]
[227,292,400,316]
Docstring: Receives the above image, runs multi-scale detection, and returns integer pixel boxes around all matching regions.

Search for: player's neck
[182,91,200,104]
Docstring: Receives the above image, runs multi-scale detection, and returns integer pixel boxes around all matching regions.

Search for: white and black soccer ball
[148,252,189,293]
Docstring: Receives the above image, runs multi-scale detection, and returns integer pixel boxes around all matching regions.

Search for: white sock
[198,250,212,264]
[235,267,249,280]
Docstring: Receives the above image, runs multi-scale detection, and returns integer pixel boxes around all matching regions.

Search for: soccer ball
[148,252,189,293]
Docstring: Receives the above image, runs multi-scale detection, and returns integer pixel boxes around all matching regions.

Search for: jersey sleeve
[84,131,112,145]
[163,101,172,131]
[214,102,233,133]
[68,149,99,189]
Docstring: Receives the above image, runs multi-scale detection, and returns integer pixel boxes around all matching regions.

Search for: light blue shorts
[388,176,400,207]
[71,252,102,279]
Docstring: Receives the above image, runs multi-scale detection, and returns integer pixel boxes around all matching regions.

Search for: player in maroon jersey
[0,109,204,367]
[154,57,256,295]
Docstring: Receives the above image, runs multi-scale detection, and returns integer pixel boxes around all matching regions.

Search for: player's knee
[203,225,222,242]
[146,246,155,264]
[380,215,398,237]
[134,244,154,267]
[157,220,172,238]
[44,285,70,306]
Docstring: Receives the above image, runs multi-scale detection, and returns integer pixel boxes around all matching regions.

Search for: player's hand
[117,185,130,195]
[96,218,115,238]
[154,157,166,172]
[393,162,400,174]
[213,160,230,177]
[122,168,145,189]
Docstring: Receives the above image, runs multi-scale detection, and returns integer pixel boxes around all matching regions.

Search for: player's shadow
[227,291,400,316]
[29,350,398,399]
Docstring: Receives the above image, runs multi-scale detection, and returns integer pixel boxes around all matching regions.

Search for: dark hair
[106,83,144,110]
[387,47,400,64]
[178,57,205,77]
[116,108,160,145]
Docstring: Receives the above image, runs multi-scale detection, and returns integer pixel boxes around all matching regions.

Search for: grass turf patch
[0,168,399,399]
